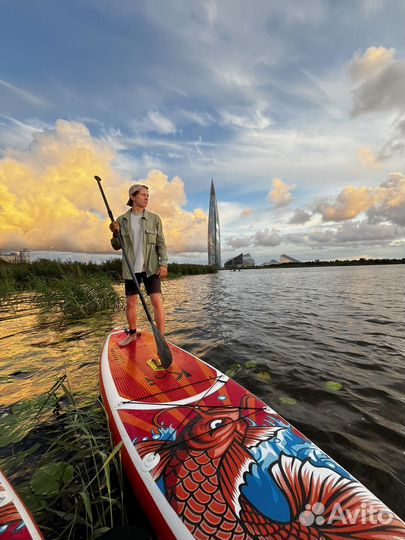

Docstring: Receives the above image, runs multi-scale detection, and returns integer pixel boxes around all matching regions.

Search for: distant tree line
[241,258,405,270]
[267,257,405,268]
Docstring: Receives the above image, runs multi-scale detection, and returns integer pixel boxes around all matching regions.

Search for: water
[1,264,404,519]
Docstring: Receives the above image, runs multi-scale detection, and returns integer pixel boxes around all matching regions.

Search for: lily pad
[226,363,241,378]
[325,381,343,392]
[257,371,272,382]
[279,396,297,406]
[245,360,257,369]
[31,462,74,496]
[17,487,47,513]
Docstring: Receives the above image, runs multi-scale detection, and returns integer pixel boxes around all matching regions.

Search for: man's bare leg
[150,293,165,335]
[119,294,139,346]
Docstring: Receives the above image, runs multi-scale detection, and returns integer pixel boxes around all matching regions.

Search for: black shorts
[124,273,161,296]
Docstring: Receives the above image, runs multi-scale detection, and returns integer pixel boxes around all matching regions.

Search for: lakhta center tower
[208,180,221,268]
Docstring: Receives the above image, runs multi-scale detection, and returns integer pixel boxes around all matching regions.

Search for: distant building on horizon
[224,253,255,269]
[0,249,31,263]
[262,259,279,266]
[280,253,300,264]
[208,180,221,268]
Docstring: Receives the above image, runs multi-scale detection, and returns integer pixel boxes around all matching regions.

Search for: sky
[0,0,404,264]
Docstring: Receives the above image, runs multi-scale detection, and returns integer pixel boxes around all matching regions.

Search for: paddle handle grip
[94,176,115,223]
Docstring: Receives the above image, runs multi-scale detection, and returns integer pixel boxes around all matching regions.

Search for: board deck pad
[102,330,405,540]
[109,331,220,403]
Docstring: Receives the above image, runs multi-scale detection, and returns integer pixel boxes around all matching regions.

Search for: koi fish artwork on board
[136,395,405,540]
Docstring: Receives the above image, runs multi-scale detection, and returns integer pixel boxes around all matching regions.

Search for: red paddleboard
[0,470,43,540]
[100,329,405,540]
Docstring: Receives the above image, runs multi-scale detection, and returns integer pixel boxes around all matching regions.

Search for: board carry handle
[94,175,172,369]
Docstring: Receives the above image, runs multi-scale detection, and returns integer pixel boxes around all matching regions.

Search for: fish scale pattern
[164,451,250,540]
[240,497,317,540]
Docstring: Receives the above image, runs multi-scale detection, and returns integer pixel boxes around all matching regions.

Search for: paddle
[94,175,172,369]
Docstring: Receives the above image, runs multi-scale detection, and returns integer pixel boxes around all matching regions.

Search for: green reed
[33,274,123,320]
[0,377,127,540]
[168,262,218,276]
[0,258,216,314]
[1,258,217,285]
[0,261,18,302]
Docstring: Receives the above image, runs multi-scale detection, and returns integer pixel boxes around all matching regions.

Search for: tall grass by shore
[0,258,216,285]
[0,377,127,540]
[34,274,122,319]
[0,258,217,318]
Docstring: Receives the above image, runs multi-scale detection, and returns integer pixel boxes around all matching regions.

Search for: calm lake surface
[1,264,404,519]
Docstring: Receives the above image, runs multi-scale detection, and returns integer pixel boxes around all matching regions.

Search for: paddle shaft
[94,175,172,368]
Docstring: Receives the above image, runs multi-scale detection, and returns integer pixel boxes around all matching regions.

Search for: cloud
[317,186,376,221]
[204,0,218,27]
[226,235,252,249]
[309,220,401,246]
[366,173,405,226]
[220,108,271,130]
[0,119,120,254]
[0,115,47,155]
[268,178,294,207]
[0,78,48,107]
[349,47,405,116]
[132,110,176,134]
[285,233,305,245]
[217,201,249,226]
[130,169,208,253]
[252,229,283,247]
[225,227,284,249]
[0,120,207,255]
[240,207,253,217]
[357,147,378,168]
[307,229,335,244]
[316,173,405,224]
[377,114,405,160]
[175,109,214,127]
[289,207,312,224]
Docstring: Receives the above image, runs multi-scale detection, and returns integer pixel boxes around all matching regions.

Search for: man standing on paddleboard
[109,184,168,347]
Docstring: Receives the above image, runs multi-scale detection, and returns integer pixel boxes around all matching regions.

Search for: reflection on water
[0,264,404,518]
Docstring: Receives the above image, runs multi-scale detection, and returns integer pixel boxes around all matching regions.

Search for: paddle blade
[152,325,172,369]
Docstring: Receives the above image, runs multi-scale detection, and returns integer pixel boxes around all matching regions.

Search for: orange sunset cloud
[0,120,207,255]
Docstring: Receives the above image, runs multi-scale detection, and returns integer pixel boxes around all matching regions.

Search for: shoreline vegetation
[0,257,403,317]
[0,377,129,540]
[0,259,216,318]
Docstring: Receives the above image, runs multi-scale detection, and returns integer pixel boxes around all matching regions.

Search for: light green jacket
[111,209,168,279]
